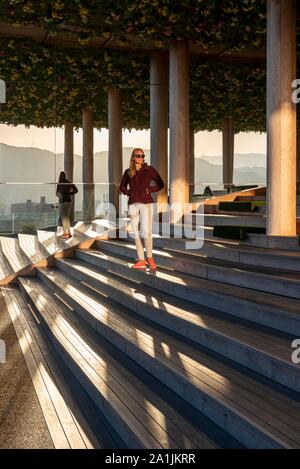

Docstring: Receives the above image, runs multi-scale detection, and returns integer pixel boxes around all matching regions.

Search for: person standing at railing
[120,148,164,270]
[56,171,78,239]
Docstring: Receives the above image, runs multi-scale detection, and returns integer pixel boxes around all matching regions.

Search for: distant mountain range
[200,153,266,169]
[0,143,266,213]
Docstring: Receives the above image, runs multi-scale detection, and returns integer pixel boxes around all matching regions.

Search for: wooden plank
[0,243,14,280]
[0,237,31,272]
[68,257,297,361]
[20,279,166,448]
[55,257,292,361]
[16,290,101,449]
[202,186,266,210]
[84,248,300,317]
[21,278,214,449]
[37,230,58,256]
[2,286,70,449]
[74,222,102,239]
[44,265,300,447]
[0,226,100,284]
[33,266,300,446]
[3,285,104,448]
[28,281,191,449]
[97,239,300,287]
[35,263,299,415]
[18,234,48,264]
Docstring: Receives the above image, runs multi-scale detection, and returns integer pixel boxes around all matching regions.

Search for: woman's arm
[119,170,130,195]
[70,184,78,195]
[148,167,164,193]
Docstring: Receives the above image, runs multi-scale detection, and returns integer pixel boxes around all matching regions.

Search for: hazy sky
[0,124,266,156]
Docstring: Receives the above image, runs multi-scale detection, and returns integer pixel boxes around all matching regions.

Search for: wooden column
[222,116,234,192]
[150,51,169,210]
[169,40,189,223]
[108,87,123,218]
[189,124,195,198]
[267,0,296,236]
[297,129,300,192]
[64,121,74,224]
[82,108,94,223]
[64,122,74,181]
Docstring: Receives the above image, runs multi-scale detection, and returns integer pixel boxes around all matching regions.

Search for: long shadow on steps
[22,276,232,449]
[81,270,300,405]
[47,343,126,449]
[61,307,244,449]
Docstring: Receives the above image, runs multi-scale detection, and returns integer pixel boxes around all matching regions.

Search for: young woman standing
[56,171,78,239]
[120,148,164,269]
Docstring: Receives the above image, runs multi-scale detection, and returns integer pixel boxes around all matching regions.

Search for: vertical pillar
[64,121,74,181]
[267,0,296,236]
[189,124,195,198]
[169,40,189,223]
[222,116,234,192]
[108,87,123,218]
[150,51,169,210]
[297,129,300,192]
[82,108,94,223]
[64,121,74,224]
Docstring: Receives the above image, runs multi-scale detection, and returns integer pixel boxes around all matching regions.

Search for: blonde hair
[128,148,145,178]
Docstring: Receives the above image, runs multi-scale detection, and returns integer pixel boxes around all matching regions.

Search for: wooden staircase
[0,221,108,285]
[2,228,300,448]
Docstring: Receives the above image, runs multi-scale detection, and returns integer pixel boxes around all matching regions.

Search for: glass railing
[0,182,111,235]
[0,180,266,236]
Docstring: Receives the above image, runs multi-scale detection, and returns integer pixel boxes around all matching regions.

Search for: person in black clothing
[56,171,78,239]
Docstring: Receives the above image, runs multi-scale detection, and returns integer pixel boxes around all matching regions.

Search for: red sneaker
[146,257,157,270]
[131,260,147,269]
[58,233,70,239]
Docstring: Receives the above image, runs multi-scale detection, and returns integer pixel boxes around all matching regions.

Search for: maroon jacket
[120,163,164,205]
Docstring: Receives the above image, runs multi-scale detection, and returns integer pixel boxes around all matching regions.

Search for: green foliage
[5,1,297,131]
[20,223,37,233]
[0,37,267,131]
[190,58,266,132]
[0,1,266,50]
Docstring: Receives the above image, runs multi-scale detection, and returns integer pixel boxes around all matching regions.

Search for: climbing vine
[0,1,280,132]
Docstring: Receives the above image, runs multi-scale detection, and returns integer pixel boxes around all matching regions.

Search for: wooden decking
[2,286,101,449]
[0,222,110,285]
[1,218,300,449]
[31,263,300,448]
[17,277,221,449]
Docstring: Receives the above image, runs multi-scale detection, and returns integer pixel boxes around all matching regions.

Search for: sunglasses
[134,154,145,158]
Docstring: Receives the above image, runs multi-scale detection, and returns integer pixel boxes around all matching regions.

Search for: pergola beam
[0,22,267,63]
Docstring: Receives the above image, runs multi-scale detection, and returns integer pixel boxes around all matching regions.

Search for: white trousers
[128,203,153,260]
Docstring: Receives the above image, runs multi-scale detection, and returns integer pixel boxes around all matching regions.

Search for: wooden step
[195,214,266,228]
[95,239,300,301]
[0,236,31,272]
[140,236,300,272]
[236,196,266,202]
[75,248,300,336]
[38,264,298,393]
[0,243,14,280]
[20,275,300,448]
[18,234,48,264]
[37,230,58,256]
[19,277,220,449]
[1,285,104,449]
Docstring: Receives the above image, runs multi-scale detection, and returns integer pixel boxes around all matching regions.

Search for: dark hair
[58,171,69,183]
